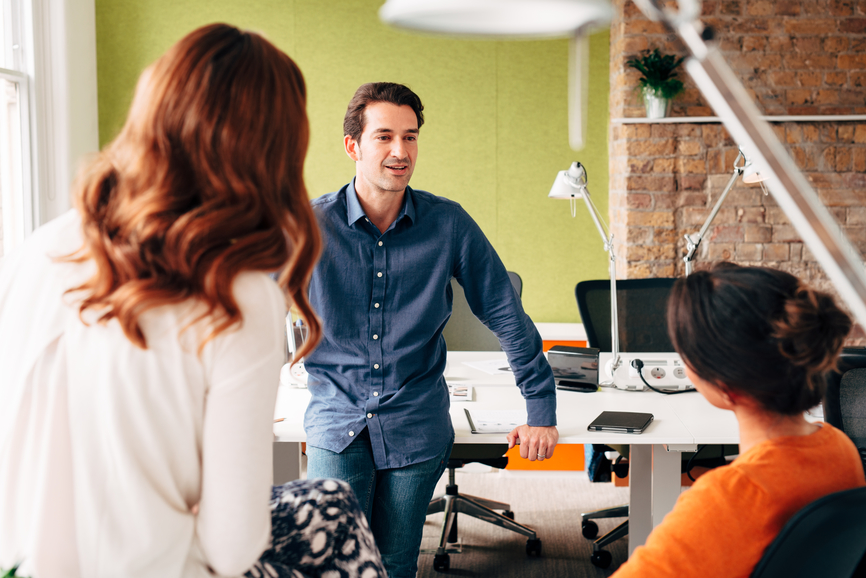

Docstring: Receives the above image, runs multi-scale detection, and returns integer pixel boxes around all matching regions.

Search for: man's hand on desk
[506,425,559,462]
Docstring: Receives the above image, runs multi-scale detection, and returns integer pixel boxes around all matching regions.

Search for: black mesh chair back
[442,272,522,352]
[823,347,866,475]
[750,486,866,578]
[575,278,677,352]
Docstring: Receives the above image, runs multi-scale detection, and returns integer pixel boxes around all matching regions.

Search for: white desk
[273,351,739,554]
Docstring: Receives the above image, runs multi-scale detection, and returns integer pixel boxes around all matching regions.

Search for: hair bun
[772,285,852,374]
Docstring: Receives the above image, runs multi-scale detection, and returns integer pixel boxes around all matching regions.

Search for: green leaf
[1,565,31,578]
[626,48,686,98]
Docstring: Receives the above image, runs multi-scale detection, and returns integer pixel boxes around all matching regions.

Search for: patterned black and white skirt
[245,479,387,578]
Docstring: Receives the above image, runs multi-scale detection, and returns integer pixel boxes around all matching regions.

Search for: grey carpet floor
[417,468,631,578]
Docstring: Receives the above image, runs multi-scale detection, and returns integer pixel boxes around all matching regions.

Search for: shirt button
[373,334,379,340]
[349,431,355,436]
[378,241,383,246]
[374,364,380,369]
[374,303,380,308]
[373,392,379,396]
[377,272,383,278]
[367,413,373,418]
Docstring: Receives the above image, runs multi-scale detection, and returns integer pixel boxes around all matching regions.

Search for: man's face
[345,102,418,196]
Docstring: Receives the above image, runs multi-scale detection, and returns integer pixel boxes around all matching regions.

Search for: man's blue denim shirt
[304,179,556,469]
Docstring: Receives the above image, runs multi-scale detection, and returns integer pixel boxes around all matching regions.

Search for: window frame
[0,66,34,255]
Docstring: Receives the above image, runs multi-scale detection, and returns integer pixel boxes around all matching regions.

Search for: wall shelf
[612,115,866,124]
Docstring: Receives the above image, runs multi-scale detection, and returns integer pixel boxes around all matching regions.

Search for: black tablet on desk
[549,345,599,392]
[587,411,654,434]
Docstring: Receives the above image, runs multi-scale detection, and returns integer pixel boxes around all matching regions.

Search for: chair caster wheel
[526,538,542,556]
[582,520,599,539]
[433,553,450,572]
[591,549,612,569]
[503,510,514,520]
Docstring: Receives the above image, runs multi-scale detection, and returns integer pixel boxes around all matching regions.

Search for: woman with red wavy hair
[0,24,384,578]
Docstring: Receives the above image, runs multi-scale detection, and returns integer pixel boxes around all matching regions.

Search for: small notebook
[587,411,654,434]
[465,408,526,434]
[448,384,475,402]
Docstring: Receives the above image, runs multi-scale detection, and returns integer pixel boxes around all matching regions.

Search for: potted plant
[626,48,686,119]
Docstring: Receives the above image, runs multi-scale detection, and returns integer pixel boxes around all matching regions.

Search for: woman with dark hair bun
[612,263,865,578]
[0,24,384,578]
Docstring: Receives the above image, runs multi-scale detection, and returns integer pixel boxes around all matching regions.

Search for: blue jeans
[307,429,452,578]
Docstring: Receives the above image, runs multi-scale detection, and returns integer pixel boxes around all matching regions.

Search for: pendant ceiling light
[379,0,612,39]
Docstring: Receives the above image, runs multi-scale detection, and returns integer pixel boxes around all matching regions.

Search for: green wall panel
[95,0,610,323]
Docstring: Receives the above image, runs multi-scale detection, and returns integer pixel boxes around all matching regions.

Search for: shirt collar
[346,178,416,227]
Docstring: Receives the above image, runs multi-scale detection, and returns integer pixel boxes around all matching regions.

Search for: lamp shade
[379,0,613,39]
[742,161,767,184]
[549,161,587,198]
[738,148,768,184]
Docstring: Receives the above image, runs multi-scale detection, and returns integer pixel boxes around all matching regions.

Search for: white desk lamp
[683,148,768,275]
[378,0,866,332]
[549,162,620,384]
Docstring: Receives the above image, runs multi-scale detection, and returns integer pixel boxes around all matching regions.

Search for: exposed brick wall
[609,0,866,302]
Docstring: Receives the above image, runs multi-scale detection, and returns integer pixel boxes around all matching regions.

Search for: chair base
[581,504,628,568]
[426,467,541,573]
[427,491,537,555]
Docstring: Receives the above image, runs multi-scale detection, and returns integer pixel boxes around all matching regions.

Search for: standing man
[304,82,558,578]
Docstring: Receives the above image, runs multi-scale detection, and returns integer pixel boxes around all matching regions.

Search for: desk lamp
[549,162,620,384]
[378,0,866,331]
[683,148,768,275]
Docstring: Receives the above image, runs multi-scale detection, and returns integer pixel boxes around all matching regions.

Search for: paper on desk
[463,359,513,375]
[448,384,475,402]
[465,409,526,434]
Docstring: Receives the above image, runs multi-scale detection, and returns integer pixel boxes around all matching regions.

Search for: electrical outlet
[280,362,308,388]
[599,352,693,391]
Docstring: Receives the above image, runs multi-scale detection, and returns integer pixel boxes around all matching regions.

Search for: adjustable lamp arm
[683,150,745,275]
[558,163,621,381]
[637,0,866,327]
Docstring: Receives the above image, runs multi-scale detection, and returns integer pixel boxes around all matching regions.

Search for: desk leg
[627,444,682,556]
[628,445,652,556]
[651,445,681,529]
[273,441,303,485]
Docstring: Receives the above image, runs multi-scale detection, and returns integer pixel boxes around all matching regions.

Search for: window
[0,0,31,259]
[0,0,99,259]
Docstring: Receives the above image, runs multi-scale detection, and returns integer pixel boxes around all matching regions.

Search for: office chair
[574,278,677,567]
[750,486,866,578]
[575,278,735,568]
[428,271,541,573]
[823,347,866,476]
[441,271,522,352]
[575,278,676,353]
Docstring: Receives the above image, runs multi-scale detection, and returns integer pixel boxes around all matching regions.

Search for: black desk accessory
[587,411,654,434]
[549,345,599,392]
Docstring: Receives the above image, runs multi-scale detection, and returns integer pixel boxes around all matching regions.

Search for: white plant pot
[643,90,671,119]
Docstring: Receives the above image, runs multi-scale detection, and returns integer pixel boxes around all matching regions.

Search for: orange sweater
[612,424,865,578]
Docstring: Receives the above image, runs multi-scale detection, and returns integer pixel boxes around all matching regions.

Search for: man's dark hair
[343,82,424,142]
